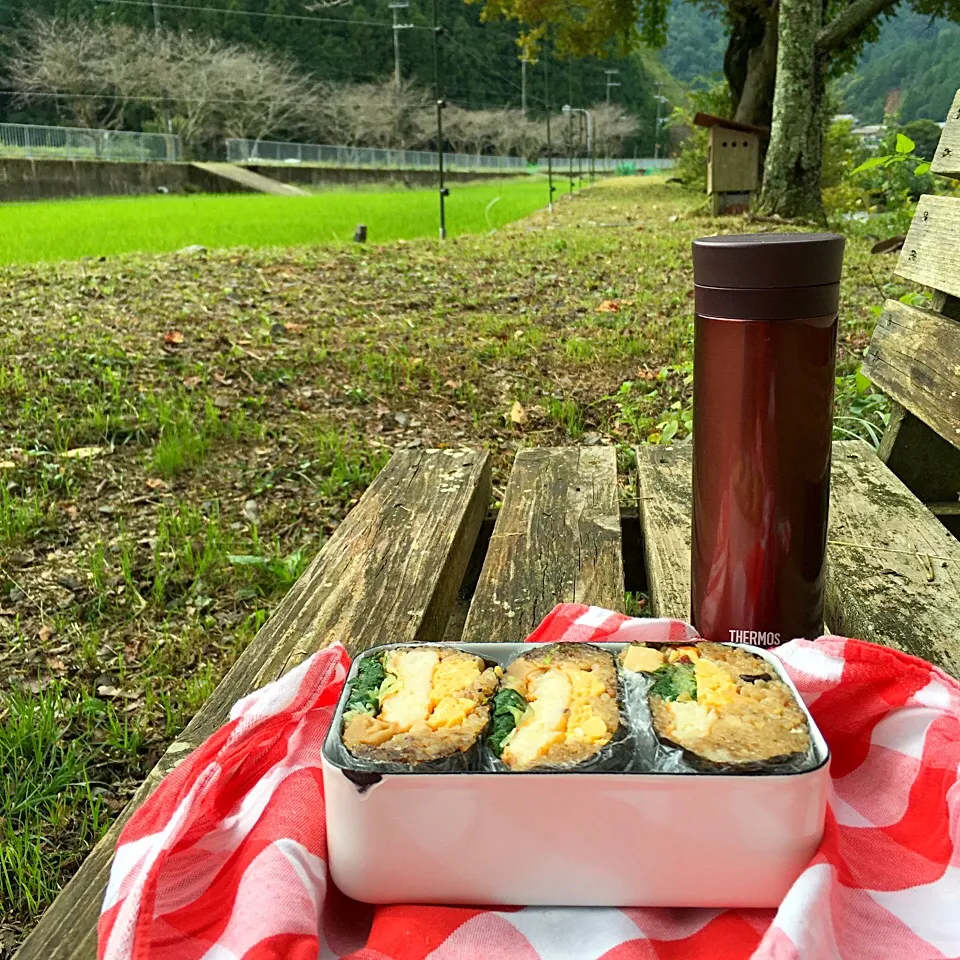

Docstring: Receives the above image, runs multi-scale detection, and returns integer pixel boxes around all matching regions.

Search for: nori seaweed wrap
[491,644,624,772]
[342,646,499,767]
[620,641,811,770]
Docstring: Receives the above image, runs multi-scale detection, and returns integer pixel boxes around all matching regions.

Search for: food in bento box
[341,647,499,764]
[620,641,811,768]
[490,644,620,771]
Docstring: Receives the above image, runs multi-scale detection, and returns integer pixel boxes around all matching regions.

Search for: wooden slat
[826,441,960,676]
[863,298,960,452]
[896,195,960,299]
[931,88,960,181]
[636,441,960,677]
[636,445,691,620]
[15,448,491,960]
[461,447,624,643]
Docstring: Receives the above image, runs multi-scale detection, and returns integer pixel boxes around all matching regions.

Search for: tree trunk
[757,0,827,221]
[725,5,778,128]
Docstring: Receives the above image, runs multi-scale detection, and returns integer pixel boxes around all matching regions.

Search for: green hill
[660,1,958,123]
[836,10,960,123]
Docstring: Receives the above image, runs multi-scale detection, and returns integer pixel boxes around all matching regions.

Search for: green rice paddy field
[1,178,549,264]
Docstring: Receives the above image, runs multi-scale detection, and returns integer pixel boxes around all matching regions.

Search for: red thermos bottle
[691,233,845,646]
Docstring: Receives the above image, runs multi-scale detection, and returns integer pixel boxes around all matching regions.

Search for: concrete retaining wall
[0,158,241,202]
[0,157,523,202]
[243,164,522,189]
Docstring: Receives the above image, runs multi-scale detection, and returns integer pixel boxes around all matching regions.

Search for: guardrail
[0,123,181,162]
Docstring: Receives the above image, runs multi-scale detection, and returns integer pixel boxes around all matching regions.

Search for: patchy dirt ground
[0,178,899,951]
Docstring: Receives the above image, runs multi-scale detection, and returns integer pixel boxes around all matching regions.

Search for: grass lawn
[0,178,901,954]
[0,178,550,265]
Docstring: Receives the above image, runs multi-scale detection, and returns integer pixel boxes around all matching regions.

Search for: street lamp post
[653,92,669,159]
[562,105,592,188]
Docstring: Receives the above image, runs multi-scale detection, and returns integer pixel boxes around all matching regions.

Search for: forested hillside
[0,0,660,151]
[836,9,960,123]
[660,2,726,87]
[661,0,959,123]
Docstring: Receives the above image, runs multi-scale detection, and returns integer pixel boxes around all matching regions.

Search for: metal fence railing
[225,139,675,174]
[538,157,675,173]
[225,139,529,172]
[0,123,182,162]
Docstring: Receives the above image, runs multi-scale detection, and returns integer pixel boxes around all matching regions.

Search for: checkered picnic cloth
[99,604,960,960]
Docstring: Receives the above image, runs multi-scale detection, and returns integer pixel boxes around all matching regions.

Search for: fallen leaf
[183,375,202,390]
[0,460,15,469]
[97,684,138,698]
[164,330,185,345]
[597,300,620,313]
[509,401,528,425]
[444,379,460,390]
[145,478,169,491]
[242,499,259,524]
[283,322,307,334]
[39,624,54,643]
[63,445,104,460]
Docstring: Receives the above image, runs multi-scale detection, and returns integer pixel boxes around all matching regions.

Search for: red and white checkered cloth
[99,604,960,960]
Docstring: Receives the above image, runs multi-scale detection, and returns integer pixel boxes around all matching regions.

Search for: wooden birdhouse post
[694,113,768,215]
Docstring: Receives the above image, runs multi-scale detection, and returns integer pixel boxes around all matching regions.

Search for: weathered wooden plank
[863,298,960,452]
[931,88,960,181]
[636,444,692,620]
[461,447,624,643]
[15,448,491,960]
[635,441,960,676]
[826,441,960,677]
[895,195,960,299]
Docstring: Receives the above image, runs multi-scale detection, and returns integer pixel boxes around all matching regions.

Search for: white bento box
[322,641,830,908]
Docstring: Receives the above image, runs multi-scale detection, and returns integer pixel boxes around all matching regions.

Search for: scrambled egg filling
[501,663,611,768]
[661,656,742,738]
[377,649,482,734]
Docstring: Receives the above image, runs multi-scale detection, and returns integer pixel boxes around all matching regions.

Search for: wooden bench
[15,94,960,959]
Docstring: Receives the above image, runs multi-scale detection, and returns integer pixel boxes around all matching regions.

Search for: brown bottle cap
[693,233,845,320]
[692,233,845,289]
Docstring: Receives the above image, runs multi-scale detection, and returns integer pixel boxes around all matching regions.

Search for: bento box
[321,640,830,908]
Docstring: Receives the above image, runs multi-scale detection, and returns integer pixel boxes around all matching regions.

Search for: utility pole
[567,72,574,196]
[604,69,620,104]
[390,1,412,90]
[521,57,527,116]
[431,0,448,240]
[152,0,173,137]
[544,46,555,213]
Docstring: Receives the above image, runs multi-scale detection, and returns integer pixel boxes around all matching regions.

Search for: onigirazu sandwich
[620,641,811,770]
[342,646,499,766]
[489,644,621,771]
